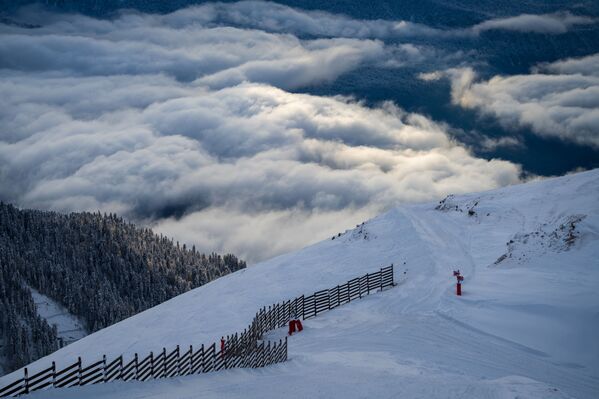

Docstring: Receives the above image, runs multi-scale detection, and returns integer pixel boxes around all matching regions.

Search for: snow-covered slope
[3,169,599,399]
[29,288,88,347]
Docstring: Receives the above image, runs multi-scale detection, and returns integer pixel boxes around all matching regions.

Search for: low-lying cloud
[448,54,599,148]
[470,12,595,35]
[0,3,530,263]
[194,3,595,38]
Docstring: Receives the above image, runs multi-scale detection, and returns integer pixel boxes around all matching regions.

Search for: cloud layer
[448,54,599,148]
[0,3,531,262]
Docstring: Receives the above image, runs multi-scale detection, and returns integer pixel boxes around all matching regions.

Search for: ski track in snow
[3,169,599,399]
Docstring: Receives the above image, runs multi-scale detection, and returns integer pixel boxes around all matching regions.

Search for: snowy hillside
[29,288,88,347]
[2,169,599,399]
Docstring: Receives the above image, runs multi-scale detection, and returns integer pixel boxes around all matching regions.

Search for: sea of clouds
[1,1,596,262]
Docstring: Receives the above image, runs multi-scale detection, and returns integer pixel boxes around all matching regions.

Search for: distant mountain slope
[5,168,597,399]
[0,203,245,375]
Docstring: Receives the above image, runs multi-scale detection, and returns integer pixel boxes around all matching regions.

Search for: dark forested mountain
[0,202,245,374]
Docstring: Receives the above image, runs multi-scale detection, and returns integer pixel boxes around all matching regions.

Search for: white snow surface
[30,288,88,345]
[2,169,599,398]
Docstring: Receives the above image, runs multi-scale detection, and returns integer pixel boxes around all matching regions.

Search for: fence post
[103,354,107,382]
[242,328,247,354]
[263,306,267,334]
[252,344,257,368]
[23,367,29,394]
[367,273,370,295]
[283,302,287,326]
[259,342,264,368]
[51,361,56,388]
[200,344,205,373]
[259,342,263,368]
[268,305,272,330]
[224,335,228,369]
[189,345,193,375]
[257,309,262,335]
[163,347,167,378]
[119,355,123,380]
[262,307,266,333]
[176,345,180,376]
[231,335,235,368]
[256,313,259,337]
[359,276,363,299]
[150,351,154,379]
[380,268,384,291]
[337,285,341,307]
[213,341,217,371]
[277,339,281,362]
[134,353,139,380]
[346,282,350,303]
[77,357,82,385]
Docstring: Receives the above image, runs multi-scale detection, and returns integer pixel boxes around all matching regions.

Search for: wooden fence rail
[0,264,394,397]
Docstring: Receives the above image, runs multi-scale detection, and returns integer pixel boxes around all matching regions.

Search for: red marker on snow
[453,270,464,296]
[288,314,303,336]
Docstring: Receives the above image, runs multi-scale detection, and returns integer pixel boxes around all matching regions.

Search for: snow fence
[0,264,394,397]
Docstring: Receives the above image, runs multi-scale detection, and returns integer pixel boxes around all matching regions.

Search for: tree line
[0,202,245,374]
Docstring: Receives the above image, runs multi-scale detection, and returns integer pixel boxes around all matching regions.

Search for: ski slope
[3,169,599,398]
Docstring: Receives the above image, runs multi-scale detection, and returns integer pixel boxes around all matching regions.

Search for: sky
[0,1,598,263]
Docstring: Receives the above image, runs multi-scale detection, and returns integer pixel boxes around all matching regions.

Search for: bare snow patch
[30,288,88,347]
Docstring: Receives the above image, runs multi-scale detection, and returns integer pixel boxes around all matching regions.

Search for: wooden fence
[0,264,394,397]
[253,264,394,332]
